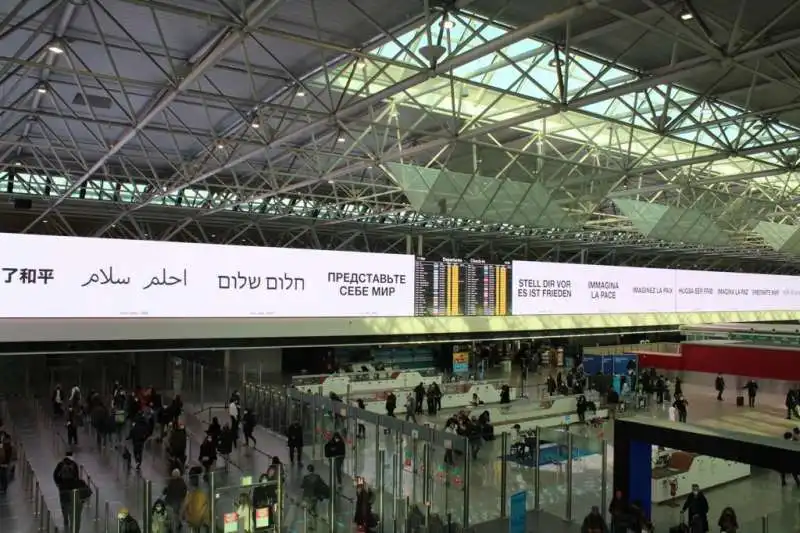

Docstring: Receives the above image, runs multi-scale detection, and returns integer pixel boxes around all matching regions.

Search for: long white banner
[512,260,800,315]
[0,234,416,318]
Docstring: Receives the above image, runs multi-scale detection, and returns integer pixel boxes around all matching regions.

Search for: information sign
[223,512,238,533]
[509,491,527,533]
[512,260,800,315]
[254,507,271,528]
[0,233,415,318]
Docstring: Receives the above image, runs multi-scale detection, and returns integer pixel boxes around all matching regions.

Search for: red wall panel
[637,351,684,371]
[680,343,800,381]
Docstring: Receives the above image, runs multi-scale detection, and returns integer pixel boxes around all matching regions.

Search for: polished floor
[5,370,800,533]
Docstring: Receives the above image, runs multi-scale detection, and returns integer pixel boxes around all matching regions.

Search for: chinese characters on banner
[0,233,415,318]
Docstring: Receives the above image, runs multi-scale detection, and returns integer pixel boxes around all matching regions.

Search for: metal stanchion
[143,480,152,533]
[463,441,471,531]
[601,441,608,522]
[209,471,216,533]
[200,366,205,412]
[500,432,508,518]
[39,494,46,530]
[566,432,573,521]
[762,515,769,533]
[377,449,385,533]
[534,426,541,511]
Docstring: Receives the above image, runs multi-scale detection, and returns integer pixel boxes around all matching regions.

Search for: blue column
[629,440,652,517]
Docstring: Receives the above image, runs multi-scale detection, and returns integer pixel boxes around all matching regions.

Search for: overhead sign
[674,269,800,313]
[0,233,415,318]
[512,261,676,315]
[512,261,800,315]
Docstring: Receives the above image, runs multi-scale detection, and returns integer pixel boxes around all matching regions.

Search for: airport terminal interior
[5,0,800,532]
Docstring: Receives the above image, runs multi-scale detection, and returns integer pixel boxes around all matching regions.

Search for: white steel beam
[21,0,287,233]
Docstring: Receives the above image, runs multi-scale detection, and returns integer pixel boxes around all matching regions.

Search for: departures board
[414,259,511,316]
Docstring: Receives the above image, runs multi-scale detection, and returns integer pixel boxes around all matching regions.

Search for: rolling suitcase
[736,395,744,407]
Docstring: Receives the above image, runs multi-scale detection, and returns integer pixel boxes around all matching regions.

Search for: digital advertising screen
[0,233,416,318]
[512,260,800,315]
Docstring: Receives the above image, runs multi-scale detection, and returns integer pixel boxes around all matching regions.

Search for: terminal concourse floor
[180,367,800,533]
[4,398,147,533]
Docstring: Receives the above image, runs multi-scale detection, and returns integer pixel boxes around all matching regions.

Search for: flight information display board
[415,258,511,316]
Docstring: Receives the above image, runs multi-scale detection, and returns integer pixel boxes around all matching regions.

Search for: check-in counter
[481,396,609,432]
[293,369,442,396]
[651,449,750,503]
[355,382,517,414]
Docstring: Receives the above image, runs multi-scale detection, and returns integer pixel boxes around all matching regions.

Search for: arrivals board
[414,258,511,316]
[0,233,416,318]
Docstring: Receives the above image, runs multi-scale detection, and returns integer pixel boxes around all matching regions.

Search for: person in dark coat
[216,425,234,465]
[714,374,725,401]
[353,482,376,531]
[286,421,303,465]
[324,432,346,485]
[206,417,221,444]
[385,392,396,417]
[581,505,608,533]
[198,435,217,477]
[682,484,710,533]
[786,390,798,420]
[744,380,758,408]
[608,490,629,533]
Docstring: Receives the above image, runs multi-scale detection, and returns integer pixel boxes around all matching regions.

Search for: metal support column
[224,349,231,400]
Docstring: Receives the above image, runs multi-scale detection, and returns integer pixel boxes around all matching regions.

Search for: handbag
[77,479,92,501]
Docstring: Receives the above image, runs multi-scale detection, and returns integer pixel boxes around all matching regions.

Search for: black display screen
[414,259,511,316]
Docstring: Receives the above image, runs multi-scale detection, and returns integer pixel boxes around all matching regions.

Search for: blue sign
[509,491,527,533]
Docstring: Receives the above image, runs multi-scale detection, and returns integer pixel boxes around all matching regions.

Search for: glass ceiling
[310,10,800,193]
[0,170,649,241]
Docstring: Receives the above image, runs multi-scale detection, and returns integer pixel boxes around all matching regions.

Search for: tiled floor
[186,371,800,533]
[8,366,800,533]
[0,446,38,533]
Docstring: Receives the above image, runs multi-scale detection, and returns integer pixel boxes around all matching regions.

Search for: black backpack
[58,460,79,485]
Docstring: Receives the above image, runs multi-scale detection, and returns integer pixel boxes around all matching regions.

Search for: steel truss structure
[3,0,800,273]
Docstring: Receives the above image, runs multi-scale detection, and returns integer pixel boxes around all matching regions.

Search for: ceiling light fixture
[251,121,260,129]
[216,141,225,149]
[441,18,454,30]
[679,10,693,21]
[337,135,345,143]
[48,44,64,54]
[36,85,47,94]
[548,58,564,68]
[297,90,306,97]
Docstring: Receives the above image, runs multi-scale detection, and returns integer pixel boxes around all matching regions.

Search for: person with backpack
[53,451,85,533]
[300,465,328,520]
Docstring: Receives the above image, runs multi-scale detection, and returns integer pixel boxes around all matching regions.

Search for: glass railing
[172,358,787,533]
